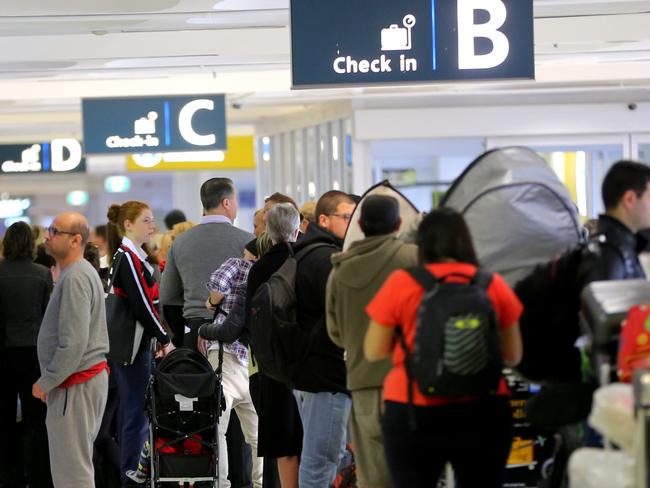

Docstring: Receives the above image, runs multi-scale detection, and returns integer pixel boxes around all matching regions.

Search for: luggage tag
[174,394,198,412]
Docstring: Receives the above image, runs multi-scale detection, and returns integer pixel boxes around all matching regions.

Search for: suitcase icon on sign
[381,14,416,51]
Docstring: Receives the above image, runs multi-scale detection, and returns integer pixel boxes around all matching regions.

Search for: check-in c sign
[82,94,227,155]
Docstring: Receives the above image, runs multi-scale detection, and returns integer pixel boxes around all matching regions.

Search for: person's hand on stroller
[198,336,210,357]
[205,297,216,312]
[155,341,175,359]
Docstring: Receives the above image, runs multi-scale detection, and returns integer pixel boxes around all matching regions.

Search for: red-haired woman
[107,201,172,486]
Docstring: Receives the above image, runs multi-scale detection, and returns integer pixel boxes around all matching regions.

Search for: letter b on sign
[457,0,509,70]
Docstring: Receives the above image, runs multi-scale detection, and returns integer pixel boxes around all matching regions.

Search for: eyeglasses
[46,226,78,238]
[329,213,352,222]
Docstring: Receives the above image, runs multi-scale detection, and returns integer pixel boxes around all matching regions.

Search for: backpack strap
[294,242,338,263]
[407,267,493,290]
[106,249,125,295]
[400,265,441,432]
[405,267,439,291]
[471,271,493,290]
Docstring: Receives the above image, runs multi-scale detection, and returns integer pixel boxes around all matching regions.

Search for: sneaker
[125,469,146,484]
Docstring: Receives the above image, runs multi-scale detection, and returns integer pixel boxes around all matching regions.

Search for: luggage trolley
[572,279,650,487]
[581,279,650,387]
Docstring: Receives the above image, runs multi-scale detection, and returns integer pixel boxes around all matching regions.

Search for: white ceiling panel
[0,0,650,140]
[0,10,288,37]
[535,0,650,17]
[0,0,182,16]
[0,28,289,61]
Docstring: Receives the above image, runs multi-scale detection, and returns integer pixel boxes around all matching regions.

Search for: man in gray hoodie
[33,212,109,488]
[326,195,418,488]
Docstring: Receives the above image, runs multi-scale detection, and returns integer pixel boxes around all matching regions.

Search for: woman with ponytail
[106,201,173,486]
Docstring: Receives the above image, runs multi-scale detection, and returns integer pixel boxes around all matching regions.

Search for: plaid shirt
[206,257,252,367]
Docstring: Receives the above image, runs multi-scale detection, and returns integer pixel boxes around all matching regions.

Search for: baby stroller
[148,347,222,487]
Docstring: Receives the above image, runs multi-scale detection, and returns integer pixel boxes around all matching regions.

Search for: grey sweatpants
[45,371,109,488]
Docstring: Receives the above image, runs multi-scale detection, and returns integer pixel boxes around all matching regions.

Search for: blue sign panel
[82,94,227,154]
[0,140,85,174]
[291,0,534,88]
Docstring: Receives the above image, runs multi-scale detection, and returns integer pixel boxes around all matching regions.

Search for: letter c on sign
[178,99,217,146]
[333,57,346,74]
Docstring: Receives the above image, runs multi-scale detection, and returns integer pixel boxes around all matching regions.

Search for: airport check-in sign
[82,94,227,154]
[0,140,85,174]
[291,0,534,88]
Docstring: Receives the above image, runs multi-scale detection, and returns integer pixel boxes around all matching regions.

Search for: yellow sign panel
[507,437,535,467]
[127,136,255,171]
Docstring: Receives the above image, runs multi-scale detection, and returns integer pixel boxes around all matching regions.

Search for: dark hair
[84,242,101,272]
[348,194,362,204]
[34,243,55,268]
[200,178,234,211]
[244,238,258,257]
[602,160,650,210]
[417,208,479,266]
[359,195,400,237]
[164,209,186,230]
[94,224,107,241]
[2,221,35,260]
[315,190,355,224]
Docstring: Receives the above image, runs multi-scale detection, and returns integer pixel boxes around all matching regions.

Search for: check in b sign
[290,0,534,88]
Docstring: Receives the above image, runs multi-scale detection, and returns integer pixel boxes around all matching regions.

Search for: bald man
[33,212,109,487]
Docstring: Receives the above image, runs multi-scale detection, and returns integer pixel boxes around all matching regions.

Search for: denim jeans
[293,390,351,488]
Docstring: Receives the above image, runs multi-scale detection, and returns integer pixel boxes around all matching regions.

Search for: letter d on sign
[51,139,82,172]
[457,0,509,70]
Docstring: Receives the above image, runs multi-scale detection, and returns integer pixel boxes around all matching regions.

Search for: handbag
[105,249,144,366]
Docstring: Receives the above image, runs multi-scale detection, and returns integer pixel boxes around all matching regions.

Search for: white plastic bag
[569,448,634,488]
[588,383,634,451]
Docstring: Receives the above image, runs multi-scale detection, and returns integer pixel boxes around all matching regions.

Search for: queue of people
[0,158,649,488]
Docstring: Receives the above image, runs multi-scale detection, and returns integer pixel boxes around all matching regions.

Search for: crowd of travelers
[0,158,649,488]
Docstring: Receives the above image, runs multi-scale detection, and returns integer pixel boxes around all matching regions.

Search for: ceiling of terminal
[1,0,650,141]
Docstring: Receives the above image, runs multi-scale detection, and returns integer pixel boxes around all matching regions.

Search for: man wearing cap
[326,195,418,488]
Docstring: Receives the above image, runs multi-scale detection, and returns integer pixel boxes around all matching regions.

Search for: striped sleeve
[115,249,169,344]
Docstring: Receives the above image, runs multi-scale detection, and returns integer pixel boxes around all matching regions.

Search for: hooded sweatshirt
[326,235,418,391]
[292,223,346,394]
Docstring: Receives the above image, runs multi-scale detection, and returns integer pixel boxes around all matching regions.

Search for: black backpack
[399,268,502,400]
[514,246,586,383]
[513,238,617,383]
[248,242,335,384]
